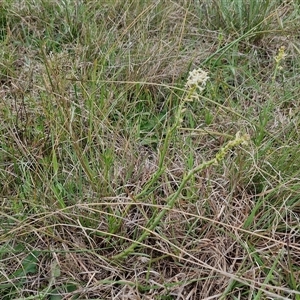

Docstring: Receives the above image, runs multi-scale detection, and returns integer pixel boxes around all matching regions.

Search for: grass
[0,0,300,299]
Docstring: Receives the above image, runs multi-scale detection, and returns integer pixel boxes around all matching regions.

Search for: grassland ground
[0,1,300,299]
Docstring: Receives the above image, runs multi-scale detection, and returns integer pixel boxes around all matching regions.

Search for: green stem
[112,133,248,261]
[136,88,196,200]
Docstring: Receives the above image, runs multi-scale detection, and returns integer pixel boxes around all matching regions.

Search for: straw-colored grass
[1,1,299,299]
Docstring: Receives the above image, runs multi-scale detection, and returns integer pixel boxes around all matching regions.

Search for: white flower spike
[185,68,209,90]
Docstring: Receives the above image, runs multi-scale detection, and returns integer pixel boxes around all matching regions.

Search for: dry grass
[1,0,300,299]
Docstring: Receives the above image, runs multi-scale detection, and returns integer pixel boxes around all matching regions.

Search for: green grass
[1,0,300,299]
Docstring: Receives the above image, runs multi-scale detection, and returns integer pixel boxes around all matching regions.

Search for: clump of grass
[1,0,300,299]
[201,0,278,42]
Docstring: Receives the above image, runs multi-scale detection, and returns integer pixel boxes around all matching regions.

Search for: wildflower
[185,68,209,90]
[273,46,287,81]
[274,46,287,65]
[215,132,250,164]
[184,68,209,102]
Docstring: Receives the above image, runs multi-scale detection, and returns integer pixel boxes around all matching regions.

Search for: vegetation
[1,0,299,299]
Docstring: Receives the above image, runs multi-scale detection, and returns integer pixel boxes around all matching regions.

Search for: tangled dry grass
[1,0,300,299]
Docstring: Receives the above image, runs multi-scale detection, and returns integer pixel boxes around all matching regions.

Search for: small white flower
[185,68,209,90]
